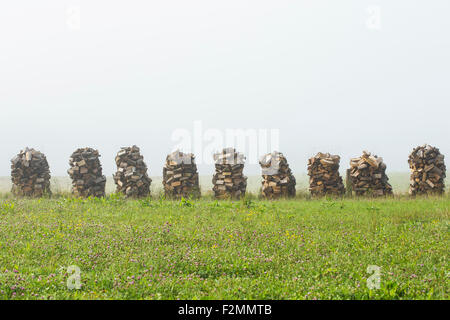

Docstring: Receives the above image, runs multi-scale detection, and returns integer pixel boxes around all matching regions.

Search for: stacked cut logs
[10,148,51,197]
[212,148,247,199]
[259,151,296,199]
[307,152,345,196]
[408,144,446,195]
[162,150,200,198]
[113,145,151,198]
[68,148,106,198]
[349,151,393,196]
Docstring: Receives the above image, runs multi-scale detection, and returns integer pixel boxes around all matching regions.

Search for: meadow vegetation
[0,194,448,300]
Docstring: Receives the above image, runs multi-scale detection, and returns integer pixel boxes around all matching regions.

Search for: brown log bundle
[260,151,296,199]
[307,152,345,196]
[212,148,247,199]
[349,151,393,196]
[68,147,106,198]
[408,144,446,195]
[113,145,152,198]
[11,147,51,197]
[162,150,200,199]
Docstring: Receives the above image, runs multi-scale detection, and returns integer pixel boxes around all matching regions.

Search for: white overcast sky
[0,0,449,176]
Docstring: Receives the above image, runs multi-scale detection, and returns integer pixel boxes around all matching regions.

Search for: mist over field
[1,173,448,195]
[1,1,449,178]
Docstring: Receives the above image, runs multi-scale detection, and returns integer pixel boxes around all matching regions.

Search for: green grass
[0,195,448,300]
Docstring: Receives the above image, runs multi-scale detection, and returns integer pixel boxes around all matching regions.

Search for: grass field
[0,195,448,300]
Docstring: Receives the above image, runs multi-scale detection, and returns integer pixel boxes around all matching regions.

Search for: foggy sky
[1,1,449,176]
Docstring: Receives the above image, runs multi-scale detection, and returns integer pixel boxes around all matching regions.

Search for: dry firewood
[68,147,106,198]
[212,148,247,199]
[408,144,446,195]
[113,145,151,198]
[260,151,296,199]
[348,151,393,196]
[162,150,200,199]
[307,152,345,196]
[11,147,51,197]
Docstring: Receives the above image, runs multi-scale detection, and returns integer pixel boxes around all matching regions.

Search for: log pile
[307,152,345,196]
[113,145,151,198]
[10,147,51,197]
[162,150,200,198]
[259,151,296,199]
[349,151,393,196]
[68,148,106,198]
[212,148,247,199]
[408,144,446,195]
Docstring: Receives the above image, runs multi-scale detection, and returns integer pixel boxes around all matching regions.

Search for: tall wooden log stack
[11,148,51,197]
[68,148,106,198]
[113,145,151,198]
[162,150,200,199]
[212,148,247,199]
[307,152,345,196]
[408,144,446,195]
[348,151,393,196]
[259,151,296,199]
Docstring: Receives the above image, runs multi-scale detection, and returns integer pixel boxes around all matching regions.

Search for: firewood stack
[113,145,152,198]
[259,151,296,199]
[68,148,106,198]
[162,150,200,199]
[349,151,393,196]
[408,144,446,196]
[307,152,345,196]
[10,147,51,197]
[212,148,247,199]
